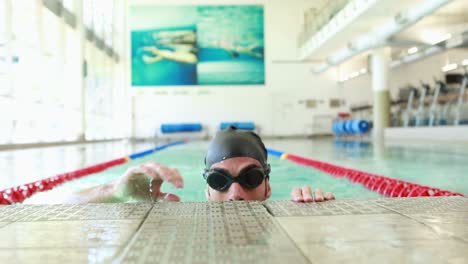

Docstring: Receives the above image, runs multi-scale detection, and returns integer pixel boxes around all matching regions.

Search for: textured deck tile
[1,198,467,263]
[117,202,309,264]
[0,220,141,248]
[296,239,467,264]
[276,214,442,244]
[0,247,118,264]
[373,196,468,214]
[405,212,468,243]
[18,203,152,221]
[264,199,392,216]
[0,205,46,221]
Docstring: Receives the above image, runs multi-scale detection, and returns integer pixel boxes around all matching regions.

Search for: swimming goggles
[203,165,270,192]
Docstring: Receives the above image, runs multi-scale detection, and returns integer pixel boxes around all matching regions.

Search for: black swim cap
[205,126,269,169]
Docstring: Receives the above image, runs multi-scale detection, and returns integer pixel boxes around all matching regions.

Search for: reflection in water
[267,138,468,196]
[0,141,157,190]
[333,140,373,159]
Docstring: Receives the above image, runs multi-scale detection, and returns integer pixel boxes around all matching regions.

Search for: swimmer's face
[206,157,271,201]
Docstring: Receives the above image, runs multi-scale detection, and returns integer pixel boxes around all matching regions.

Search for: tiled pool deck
[0,197,467,263]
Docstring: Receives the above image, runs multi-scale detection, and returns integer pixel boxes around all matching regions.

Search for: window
[0,47,11,95]
[11,0,39,46]
[62,0,75,13]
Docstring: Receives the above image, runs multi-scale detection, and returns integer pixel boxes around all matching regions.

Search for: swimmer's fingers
[291,187,304,203]
[114,166,155,199]
[314,188,325,202]
[291,186,333,203]
[142,46,158,53]
[324,192,335,201]
[145,162,184,189]
[157,192,180,202]
[301,186,313,203]
[121,165,152,183]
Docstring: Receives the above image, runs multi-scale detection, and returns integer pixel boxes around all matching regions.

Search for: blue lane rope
[129,140,187,160]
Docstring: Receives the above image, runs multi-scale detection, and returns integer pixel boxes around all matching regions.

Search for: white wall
[129,0,346,138]
[0,0,131,145]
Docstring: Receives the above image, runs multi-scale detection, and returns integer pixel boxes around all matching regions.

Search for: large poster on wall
[130,5,264,86]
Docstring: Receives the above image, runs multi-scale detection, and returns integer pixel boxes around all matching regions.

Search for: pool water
[266,139,468,196]
[25,141,381,203]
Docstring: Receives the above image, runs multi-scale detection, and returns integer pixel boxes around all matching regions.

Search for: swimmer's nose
[227,183,247,201]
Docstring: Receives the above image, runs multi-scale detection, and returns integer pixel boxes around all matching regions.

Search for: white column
[371,48,389,92]
[123,0,134,139]
[0,0,12,44]
[371,47,391,140]
[0,0,12,96]
[76,0,86,141]
[35,0,45,58]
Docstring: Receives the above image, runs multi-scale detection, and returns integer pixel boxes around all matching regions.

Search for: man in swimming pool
[70,127,335,203]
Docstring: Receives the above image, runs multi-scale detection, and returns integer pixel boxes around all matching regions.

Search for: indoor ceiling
[391,0,468,58]
[300,0,468,72]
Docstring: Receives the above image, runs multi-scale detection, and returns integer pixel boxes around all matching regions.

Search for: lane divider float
[0,140,186,205]
[267,148,464,198]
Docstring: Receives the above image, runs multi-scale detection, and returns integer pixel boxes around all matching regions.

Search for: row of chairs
[399,73,468,127]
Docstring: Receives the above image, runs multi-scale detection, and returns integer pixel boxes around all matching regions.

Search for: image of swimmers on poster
[131,6,198,86]
[130,5,264,86]
[196,5,264,85]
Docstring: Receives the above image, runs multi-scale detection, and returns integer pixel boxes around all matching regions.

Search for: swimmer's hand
[113,161,184,202]
[290,186,335,203]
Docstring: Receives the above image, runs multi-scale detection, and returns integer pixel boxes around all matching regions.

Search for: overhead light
[445,34,463,49]
[421,31,452,45]
[349,71,359,78]
[407,47,418,54]
[339,68,367,83]
[424,46,442,56]
[389,60,402,68]
[431,33,452,45]
[462,59,468,66]
[442,63,458,72]
[339,76,349,82]
[402,52,423,64]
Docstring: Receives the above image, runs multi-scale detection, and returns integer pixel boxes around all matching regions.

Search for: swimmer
[67,127,335,203]
[216,40,264,59]
[142,46,198,64]
[152,30,196,45]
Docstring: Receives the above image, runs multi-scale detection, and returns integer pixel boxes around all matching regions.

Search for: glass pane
[0,97,15,144]
[41,6,61,57]
[11,0,39,46]
[83,0,94,28]
[93,1,104,37]
[0,46,12,95]
[10,45,41,101]
[102,0,113,47]
[62,0,75,13]
[64,25,81,110]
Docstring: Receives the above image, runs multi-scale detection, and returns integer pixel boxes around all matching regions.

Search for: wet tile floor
[0,197,466,263]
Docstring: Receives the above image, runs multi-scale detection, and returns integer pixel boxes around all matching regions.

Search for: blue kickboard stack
[161,123,203,133]
[220,122,256,131]
[332,120,370,136]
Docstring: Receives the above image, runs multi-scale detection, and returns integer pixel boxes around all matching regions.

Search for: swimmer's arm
[142,54,164,64]
[143,46,160,54]
[247,43,259,50]
[64,180,121,204]
[66,162,183,204]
